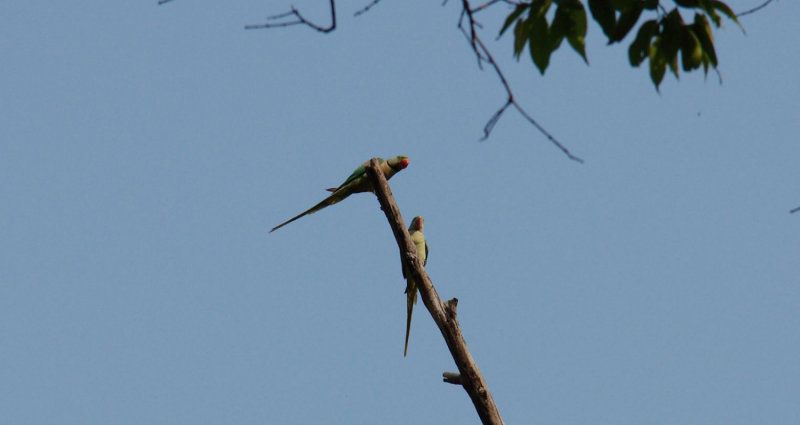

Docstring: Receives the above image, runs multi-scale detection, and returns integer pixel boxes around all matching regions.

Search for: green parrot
[270,155,409,233]
[403,216,428,357]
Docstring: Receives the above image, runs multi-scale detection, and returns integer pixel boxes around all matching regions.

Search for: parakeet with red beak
[270,156,409,233]
[403,216,428,356]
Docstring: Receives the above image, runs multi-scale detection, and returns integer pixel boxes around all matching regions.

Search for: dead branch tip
[245,0,337,32]
[443,371,463,385]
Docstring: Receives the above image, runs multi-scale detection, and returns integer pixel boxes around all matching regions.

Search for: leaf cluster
[500,0,742,90]
[501,0,589,74]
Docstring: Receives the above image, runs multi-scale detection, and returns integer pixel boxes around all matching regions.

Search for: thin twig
[240,0,579,162]
[481,100,512,139]
[459,2,485,67]
[737,0,775,17]
[791,206,800,214]
[459,0,584,163]
[355,0,382,16]
[245,0,337,32]
[157,0,176,4]
[512,101,584,162]
[473,0,520,13]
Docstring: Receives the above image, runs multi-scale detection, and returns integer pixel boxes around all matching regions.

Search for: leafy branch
[156,0,777,159]
[500,0,751,90]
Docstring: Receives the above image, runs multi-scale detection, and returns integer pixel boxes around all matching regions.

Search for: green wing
[334,158,385,191]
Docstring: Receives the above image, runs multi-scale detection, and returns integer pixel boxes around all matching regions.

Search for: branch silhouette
[737,0,775,17]
[365,159,504,425]
[160,0,774,163]
[355,0,383,17]
[459,0,584,162]
[244,0,336,32]
[239,0,582,162]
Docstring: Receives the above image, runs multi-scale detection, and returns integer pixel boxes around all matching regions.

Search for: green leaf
[660,9,683,77]
[698,0,722,27]
[643,0,659,10]
[550,5,569,50]
[513,19,528,59]
[692,13,717,70]
[680,27,703,71]
[673,0,699,8]
[529,15,552,74]
[565,1,589,63]
[628,19,658,67]
[649,37,667,90]
[610,0,636,10]
[588,0,617,40]
[668,50,679,77]
[710,0,744,32]
[530,0,553,19]
[610,1,644,43]
[500,3,530,37]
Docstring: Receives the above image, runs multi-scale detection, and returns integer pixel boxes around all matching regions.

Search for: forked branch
[365,159,504,425]
[460,0,584,163]
[237,0,581,162]
[244,0,336,32]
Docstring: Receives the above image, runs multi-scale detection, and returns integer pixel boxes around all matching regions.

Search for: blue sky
[1,1,798,424]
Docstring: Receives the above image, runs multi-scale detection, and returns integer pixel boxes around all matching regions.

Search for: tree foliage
[500,0,742,90]
[159,0,770,160]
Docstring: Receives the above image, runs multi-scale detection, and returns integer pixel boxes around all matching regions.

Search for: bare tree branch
[791,206,800,214]
[234,0,581,162]
[473,0,522,13]
[245,0,337,32]
[737,0,775,17]
[166,0,771,162]
[460,0,584,163]
[355,0,383,17]
[365,159,505,425]
[482,100,512,138]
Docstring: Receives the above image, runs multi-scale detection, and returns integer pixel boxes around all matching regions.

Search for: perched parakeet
[403,216,428,357]
[270,155,409,233]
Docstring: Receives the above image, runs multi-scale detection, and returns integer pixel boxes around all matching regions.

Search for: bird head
[388,155,410,171]
[410,216,424,231]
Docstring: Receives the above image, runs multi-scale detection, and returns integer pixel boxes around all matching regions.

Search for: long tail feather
[404,280,417,357]
[270,190,351,232]
[269,208,314,233]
